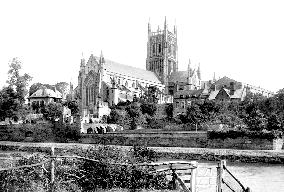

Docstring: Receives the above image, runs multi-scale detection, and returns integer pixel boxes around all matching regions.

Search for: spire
[148,18,151,33]
[99,50,105,64]
[188,58,191,75]
[213,72,216,82]
[80,52,85,67]
[197,63,201,79]
[187,58,192,88]
[187,58,192,76]
[164,16,167,29]
[174,19,177,34]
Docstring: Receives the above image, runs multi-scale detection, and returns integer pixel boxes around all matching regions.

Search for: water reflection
[199,161,284,192]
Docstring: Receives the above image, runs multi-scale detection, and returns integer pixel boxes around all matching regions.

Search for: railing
[217,160,251,192]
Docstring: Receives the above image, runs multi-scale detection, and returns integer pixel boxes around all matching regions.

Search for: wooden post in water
[190,161,197,192]
[50,146,55,192]
[217,160,226,192]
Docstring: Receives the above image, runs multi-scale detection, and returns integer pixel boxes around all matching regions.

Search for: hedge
[208,130,283,140]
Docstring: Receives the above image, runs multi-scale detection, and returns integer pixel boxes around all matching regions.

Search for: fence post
[246,187,251,192]
[190,161,197,192]
[217,160,226,192]
[50,146,55,192]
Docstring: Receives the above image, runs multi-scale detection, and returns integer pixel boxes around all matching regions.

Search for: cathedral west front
[76,18,202,119]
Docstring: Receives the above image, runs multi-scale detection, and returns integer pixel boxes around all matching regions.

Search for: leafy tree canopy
[6,58,32,104]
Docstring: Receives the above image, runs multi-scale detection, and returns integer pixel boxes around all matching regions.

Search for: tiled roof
[94,57,161,84]
[208,90,219,100]
[208,88,245,100]
[29,87,62,99]
[230,88,245,99]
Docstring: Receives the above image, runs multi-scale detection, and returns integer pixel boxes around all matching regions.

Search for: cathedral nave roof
[94,57,162,84]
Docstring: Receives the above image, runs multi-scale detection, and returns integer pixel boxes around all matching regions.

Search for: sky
[0,0,284,92]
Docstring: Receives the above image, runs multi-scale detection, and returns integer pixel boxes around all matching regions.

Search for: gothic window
[86,87,88,106]
[152,44,155,54]
[158,44,161,53]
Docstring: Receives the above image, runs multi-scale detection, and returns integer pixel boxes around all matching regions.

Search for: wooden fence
[0,147,250,192]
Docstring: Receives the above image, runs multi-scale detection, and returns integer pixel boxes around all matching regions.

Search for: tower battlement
[146,17,178,93]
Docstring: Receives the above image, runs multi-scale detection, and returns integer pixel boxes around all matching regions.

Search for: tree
[139,86,159,116]
[244,109,267,131]
[165,103,173,120]
[0,87,20,121]
[267,113,282,131]
[185,103,204,126]
[107,108,131,129]
[7,58,32,104]
[55,82,69,99]
[42,102,63,121]
[125,102,146,130]
[65,100,79,115]
[140,102,157,116]
[29,83,43,96]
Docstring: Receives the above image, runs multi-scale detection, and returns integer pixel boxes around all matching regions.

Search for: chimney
[230,82,236,95]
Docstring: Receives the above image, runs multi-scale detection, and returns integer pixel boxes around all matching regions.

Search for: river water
[197,161,284,192]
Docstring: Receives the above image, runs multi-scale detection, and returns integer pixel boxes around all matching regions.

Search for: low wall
[207,137,283,150]
[80,131,283,150]
[81,132,208,148]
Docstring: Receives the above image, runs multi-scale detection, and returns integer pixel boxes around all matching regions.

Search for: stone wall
[80,131,283,150]
[81,131,208,148]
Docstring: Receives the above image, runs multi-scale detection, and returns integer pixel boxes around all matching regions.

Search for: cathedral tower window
[158,44,161,53]
[152,44,155,54]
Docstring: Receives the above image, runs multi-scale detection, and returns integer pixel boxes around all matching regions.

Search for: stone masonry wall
[80,132,283,150]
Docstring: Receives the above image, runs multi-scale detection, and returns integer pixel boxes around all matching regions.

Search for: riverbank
[0,141,283,164]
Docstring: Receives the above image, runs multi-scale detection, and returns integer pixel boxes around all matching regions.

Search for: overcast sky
[0,0,283,92]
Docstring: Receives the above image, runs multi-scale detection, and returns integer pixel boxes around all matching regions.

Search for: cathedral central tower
[146,17,178,92]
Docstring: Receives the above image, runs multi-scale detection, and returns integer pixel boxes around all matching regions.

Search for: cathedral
[76,18,202,119]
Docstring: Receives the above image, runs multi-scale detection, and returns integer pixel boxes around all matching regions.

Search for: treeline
[107,89,284,136]
[176,91,284,133]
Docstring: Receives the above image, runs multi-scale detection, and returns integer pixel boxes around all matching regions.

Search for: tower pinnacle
[197,63,201,79]
[99,50,105,64]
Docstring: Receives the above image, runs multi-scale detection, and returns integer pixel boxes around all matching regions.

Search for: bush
[0,123,55,142]
[0,145,168,192]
